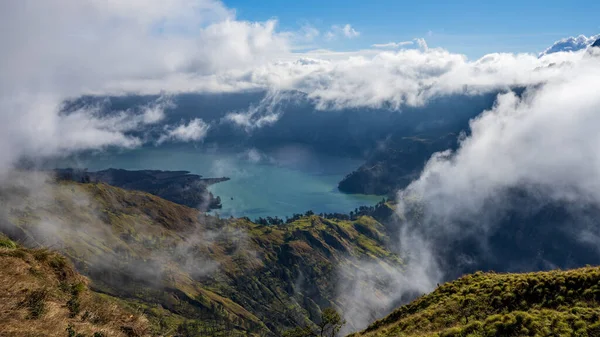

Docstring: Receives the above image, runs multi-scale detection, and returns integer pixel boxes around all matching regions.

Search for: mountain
[338,134,459,195]
[337,88,525,196]
[539,34,600,56]
[54,168,229,211]
[351,267,600,337]
[593,38,600,48]
[4,171,600,336]
[0,235,149,337]
[0,173,401,336]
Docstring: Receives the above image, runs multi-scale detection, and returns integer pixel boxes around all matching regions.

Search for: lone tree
[283,307,345,337]
[318,307,345,337]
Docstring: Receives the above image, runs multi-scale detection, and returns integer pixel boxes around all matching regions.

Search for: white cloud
[299,24,320,41]
[326,24,360,40]
[540,34,600,56]
[0,0,289,172]
[158,118,210,144]
[224,90,287,130]
[414,37,428,50]
[390,51,600,276]
[2,0,598,171]
[372,41,414,49]
[399,54,600,224]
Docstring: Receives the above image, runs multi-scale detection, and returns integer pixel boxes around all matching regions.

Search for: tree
[282,307,345,337]
[318,308,345,337]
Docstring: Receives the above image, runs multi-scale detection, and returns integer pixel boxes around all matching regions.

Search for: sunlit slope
[0,176,401,336]
[351,267,600,337]
[0,235,149,337]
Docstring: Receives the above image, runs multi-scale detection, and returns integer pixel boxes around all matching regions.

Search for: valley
[1,2,599,333]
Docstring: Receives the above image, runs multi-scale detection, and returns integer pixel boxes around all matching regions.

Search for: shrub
[67,283,85,318]
[66,324,86,337]
[0,237,16,249]
[24,288,49,319]
[32,249,51,262]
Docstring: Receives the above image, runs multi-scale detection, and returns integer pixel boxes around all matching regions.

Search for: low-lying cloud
[366,44,600,320]
[158,118,211,144]
[0,0,287,172]
[3,0,597,162]
[398,53,600,235]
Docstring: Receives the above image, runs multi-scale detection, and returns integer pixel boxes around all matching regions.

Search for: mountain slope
[0,235,149,337]
[337,91,504,196]
[338,134,458,195]
[0,173,402,336]
[351,267,600,337]
[54,168,228,210]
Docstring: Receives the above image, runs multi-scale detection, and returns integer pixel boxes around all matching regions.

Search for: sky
[226,0,600,57]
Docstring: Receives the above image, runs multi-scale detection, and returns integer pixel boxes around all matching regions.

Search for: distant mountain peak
[592,38,600,48]
[539,34,600,57]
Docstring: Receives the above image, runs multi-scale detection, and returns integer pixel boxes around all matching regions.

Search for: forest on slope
[0,172,402,336]
[352,267,600,337]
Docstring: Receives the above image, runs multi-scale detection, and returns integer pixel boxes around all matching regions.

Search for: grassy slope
[352,267,600,337]
[0,179,401,336]
[0,235,149,337]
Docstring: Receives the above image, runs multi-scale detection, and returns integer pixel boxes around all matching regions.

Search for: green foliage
[67,294,81,317]
[67,282,85,317]
[3,180,399,336]
[354,267,600,337]
[32,248,51,262]
[283,307,345,337]
[318,307,345,337]
[0,235,16,249]
[283,326,315,337]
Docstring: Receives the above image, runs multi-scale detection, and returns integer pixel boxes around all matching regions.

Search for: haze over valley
[2,1,600,336]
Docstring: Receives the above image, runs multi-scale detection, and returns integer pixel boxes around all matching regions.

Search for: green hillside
[0,175,401,336]
[352,267,600,337]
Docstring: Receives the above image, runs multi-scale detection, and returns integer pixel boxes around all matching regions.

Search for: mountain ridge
[352,267,600,337]
[0,173,402,336]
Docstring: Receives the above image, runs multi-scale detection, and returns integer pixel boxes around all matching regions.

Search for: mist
[332,44,600,333]
[2,1,600,335]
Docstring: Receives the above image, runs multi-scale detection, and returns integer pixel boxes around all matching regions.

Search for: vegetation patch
[24,288,49,319]
[353,267,600,337]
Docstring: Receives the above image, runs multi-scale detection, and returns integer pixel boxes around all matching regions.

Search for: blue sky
[226,0,600,58]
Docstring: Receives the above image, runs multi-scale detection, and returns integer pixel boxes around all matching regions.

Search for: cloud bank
[370,46,600,324]
[2,0,598,169]
[0,0,288,172]
[398,52,600,237]
[540,34,600,56]
[158,118,211,144]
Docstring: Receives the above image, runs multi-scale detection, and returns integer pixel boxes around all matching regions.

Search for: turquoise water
[65,145,382,219]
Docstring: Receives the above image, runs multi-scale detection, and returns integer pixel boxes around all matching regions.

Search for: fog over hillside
[2,1,600,335]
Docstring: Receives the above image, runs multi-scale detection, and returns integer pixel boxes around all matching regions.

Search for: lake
[60,145,383,219]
